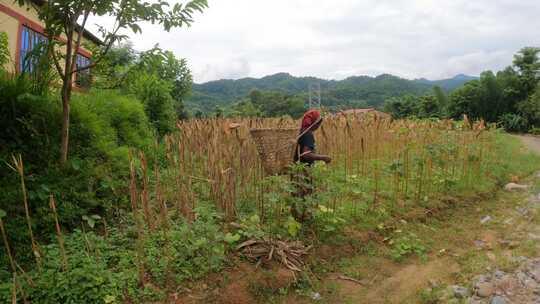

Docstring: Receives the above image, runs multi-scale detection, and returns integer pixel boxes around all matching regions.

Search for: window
[19,26,47,72]
[75,54,91,88]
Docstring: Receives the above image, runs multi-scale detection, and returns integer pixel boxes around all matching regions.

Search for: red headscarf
[301,110,322,131]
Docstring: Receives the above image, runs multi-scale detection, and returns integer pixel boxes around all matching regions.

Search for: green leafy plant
[529,127,540,135]
[390,233,428,262]
[285,216,302,238]
[82,214,102,229]
[312,205,346,238]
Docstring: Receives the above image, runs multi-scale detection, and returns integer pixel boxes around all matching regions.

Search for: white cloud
[88,0,540,83]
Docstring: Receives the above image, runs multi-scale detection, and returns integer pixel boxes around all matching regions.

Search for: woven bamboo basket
[250,128,298,175]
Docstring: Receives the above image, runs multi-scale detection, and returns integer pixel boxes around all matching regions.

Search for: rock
[476,282,495,297]
[474,239,487,248]
[494,270,506,279]
[504,183,529,192]
[310,292,321,301]
[516,207,529,216]
[486,252,496,262]
[528,267,540,282]
[490,296,507,304]
[474,274,490,283]
[499,240,519,249]
[451,285,471,298]
[481,216,492,224]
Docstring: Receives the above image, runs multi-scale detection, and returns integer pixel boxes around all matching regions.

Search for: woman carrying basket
[291,110,332,221]
[294,110,332,167]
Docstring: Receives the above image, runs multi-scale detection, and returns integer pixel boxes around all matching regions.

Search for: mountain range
[187,73,478,113]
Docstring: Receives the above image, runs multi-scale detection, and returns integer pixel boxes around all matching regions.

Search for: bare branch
[71,1,129,75]
[71,8,91,71]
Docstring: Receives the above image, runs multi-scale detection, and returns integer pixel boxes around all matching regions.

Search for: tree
[518,85,540,129]
[93,41,137,87]
[417,95,439,118]
[94,43,193,127]
[125,72,176,136]
[513,47,540,97]
[19,0,208,165]
[433,86,448,115]
[138,48,193,119]
[447,81,483,119]
[383,95,420,119]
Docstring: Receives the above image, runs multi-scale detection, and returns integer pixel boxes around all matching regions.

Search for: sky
[89,0,540,84]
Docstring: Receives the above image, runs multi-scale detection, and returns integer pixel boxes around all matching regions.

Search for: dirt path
[286,136,540,304]
[515,135,540,154]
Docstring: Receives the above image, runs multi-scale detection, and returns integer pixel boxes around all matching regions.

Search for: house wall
[0,0,95,74]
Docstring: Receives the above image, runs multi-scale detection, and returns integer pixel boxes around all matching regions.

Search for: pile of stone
[441,258,540,304]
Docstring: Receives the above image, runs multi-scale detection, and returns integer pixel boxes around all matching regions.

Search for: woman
[291,110,332,221]
[294,109,332,166]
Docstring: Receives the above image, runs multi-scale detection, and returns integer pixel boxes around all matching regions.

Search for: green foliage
[227,89,305,118]
[0,205,226,303]
[389,233,428,262]
[232,214,267,240]
[385,46,540,134]
[72,90,153,153]
[513,47,540,97]
[518,86,540,128]
[0,32,9,69]
[0,231,126,304]
[498,113,528,132]
[125,73,176,135]
[384,94,441,119]
[0,75,154,273]
[529,127,540,135]
[312,205,346,238]
[96,43,193,129]
[188,73,473,114]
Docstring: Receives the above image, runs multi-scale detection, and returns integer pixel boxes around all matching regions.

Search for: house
[337,108,391,119]
[0,0,102,87]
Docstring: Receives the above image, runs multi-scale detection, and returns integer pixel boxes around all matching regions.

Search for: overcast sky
[90,0,540,83]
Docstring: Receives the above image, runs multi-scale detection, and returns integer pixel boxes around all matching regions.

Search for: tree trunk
[60,19,75,166]
[60,79,72,165]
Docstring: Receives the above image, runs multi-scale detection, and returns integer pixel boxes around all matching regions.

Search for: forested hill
[187,72,478,113]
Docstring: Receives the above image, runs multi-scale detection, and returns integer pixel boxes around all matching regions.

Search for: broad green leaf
[224,232,241,244]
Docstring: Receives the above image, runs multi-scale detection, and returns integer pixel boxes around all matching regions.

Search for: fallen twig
[336,274,366,285]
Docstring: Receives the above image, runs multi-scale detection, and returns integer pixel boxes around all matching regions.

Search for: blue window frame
[75,54,91,88]
[19,26,48,72]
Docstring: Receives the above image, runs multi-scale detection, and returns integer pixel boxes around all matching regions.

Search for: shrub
[0,207,227,303]
[124,73,176,136]
[498,113,528,132]
[71,90,154,159]
[0,231,129,304]
[0,75,155,274]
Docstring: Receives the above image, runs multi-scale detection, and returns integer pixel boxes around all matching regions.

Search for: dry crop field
[130,114,496,231]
